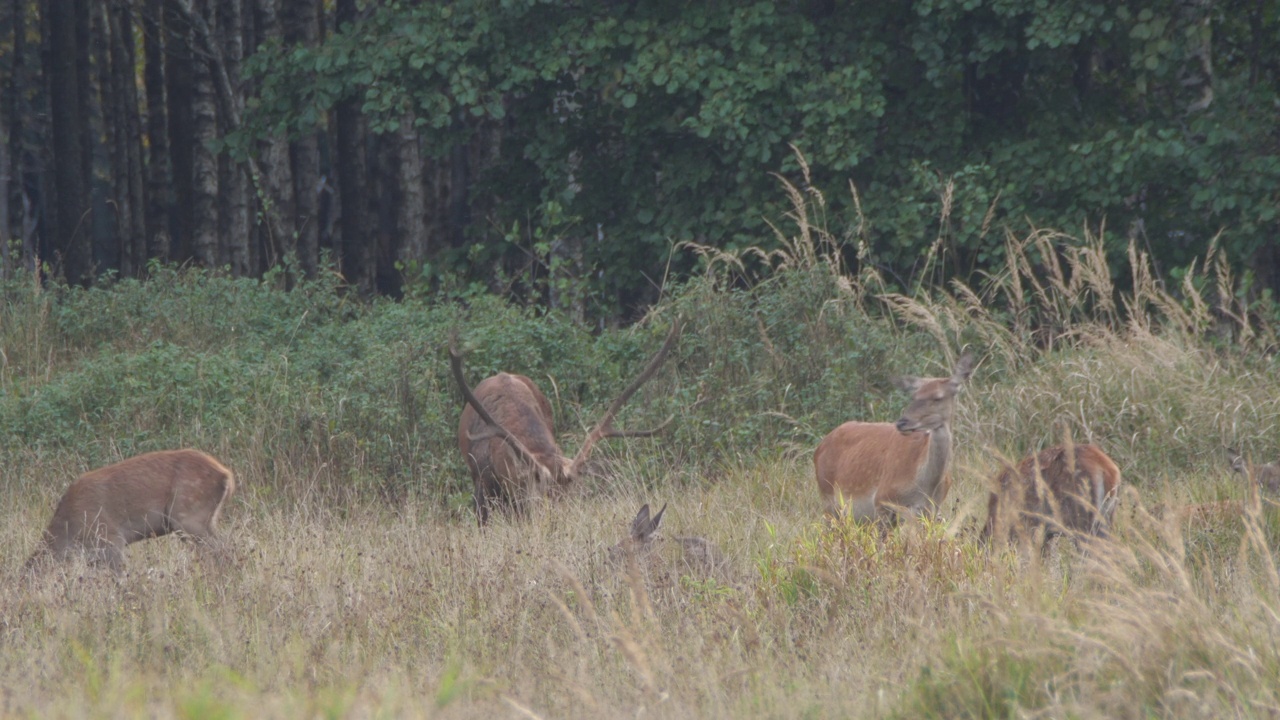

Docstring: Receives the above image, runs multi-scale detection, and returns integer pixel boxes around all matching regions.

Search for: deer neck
[915,424,952,496]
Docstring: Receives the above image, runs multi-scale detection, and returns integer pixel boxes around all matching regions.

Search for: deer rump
[457,372,565,512]
[30,449,235,569]
[984,444,1121,543]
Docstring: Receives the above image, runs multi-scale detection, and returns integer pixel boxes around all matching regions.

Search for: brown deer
[451,321,681,523]
[607,503,726,579]
[1227,448,1280,495]
[1151,449,1280,527]
[814,353,975,520]
[25,449,236,571]
[982,443,1122,545]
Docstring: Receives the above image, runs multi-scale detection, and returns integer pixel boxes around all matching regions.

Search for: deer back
[814,354,973,520]
[33,449,234,566]
[814,423,941,518]
[457,372,566,484]
[984,443,1121,543]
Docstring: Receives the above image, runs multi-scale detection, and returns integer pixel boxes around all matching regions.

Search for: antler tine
[449,343,542,467]
[571,318,684,471]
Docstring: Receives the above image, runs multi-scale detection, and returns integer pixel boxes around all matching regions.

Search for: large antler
[569,318,684,475]
[449,342,545,470]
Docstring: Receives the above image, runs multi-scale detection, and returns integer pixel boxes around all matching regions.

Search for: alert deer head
[451,320,682,522]
[607,502,726,579]
[26,449,236,572]
[1227,447,1280,495]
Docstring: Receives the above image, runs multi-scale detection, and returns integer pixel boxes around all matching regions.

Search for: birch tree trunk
[190,0,220,267]
[397,112,427,270]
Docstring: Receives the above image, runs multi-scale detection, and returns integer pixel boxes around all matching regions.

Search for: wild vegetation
[2,187,1280,717]
[11,1,1280,313]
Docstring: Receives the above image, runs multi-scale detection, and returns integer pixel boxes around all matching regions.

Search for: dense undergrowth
[3,186,1280,717]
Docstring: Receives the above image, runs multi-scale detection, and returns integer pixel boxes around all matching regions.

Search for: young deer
[1227,448,1280,496]
[814,353,975,521]
[982,443,1122,545]
[26,449,236,571]
[607,503,726,581]
[451,320,681,523]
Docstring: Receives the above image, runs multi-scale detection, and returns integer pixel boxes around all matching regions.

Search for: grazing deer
[25,449,236,571]
[1227,448,1280,495]
[607,503,726,578]
[451,321,681,523]
[982,443,1122,545]
[814,353,975,521]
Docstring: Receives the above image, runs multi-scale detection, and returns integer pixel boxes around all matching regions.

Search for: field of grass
[3,215,1280,717]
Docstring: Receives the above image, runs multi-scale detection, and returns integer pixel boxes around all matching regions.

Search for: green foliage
[0,259,934,504]
[238,0,1280,311]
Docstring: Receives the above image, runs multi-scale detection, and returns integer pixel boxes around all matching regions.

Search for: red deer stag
[982,443,1122,545]
[814,353,975,521]
[26,449,236,571]
[451,321,682,523]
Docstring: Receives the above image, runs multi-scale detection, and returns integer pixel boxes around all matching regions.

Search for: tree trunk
[333,0,369,290]
[0,110,9,279]
[6,0,31,274]
[284,0,321,278]
[397,112,427,273]
[165,0,195,263]
[190,0,220,267]
[255,0,296,274]
[107,1,146,276]
[371,132,400,295]
[216,0,250,274]
[143,0,171,263]
[46,0,91,281]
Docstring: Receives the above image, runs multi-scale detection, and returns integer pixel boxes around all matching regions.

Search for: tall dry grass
[3,170,1280,717]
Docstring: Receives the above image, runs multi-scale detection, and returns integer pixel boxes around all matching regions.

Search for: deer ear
[630,504,652,540]
[952,352,976,384]
[649,503,667,533]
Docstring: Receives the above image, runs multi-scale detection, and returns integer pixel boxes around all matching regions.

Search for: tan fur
[983,444,1122,544]
[27,449,235,571]
[1228,449,1280,495]
[607,504,727,585]
[814,354,974,520]
[458,373,570,520]
[452,321,681,524]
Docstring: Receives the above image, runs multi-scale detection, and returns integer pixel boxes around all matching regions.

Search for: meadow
[3,207,1280,718]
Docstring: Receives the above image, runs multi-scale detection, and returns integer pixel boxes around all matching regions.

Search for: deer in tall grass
[1153,449,1280,527]
[982,442,1122,546]
[814,353,975,521]
[1228,448,1280,496]
[451,320,681,523]
[607,503,726,579]
[25,449,236,571]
